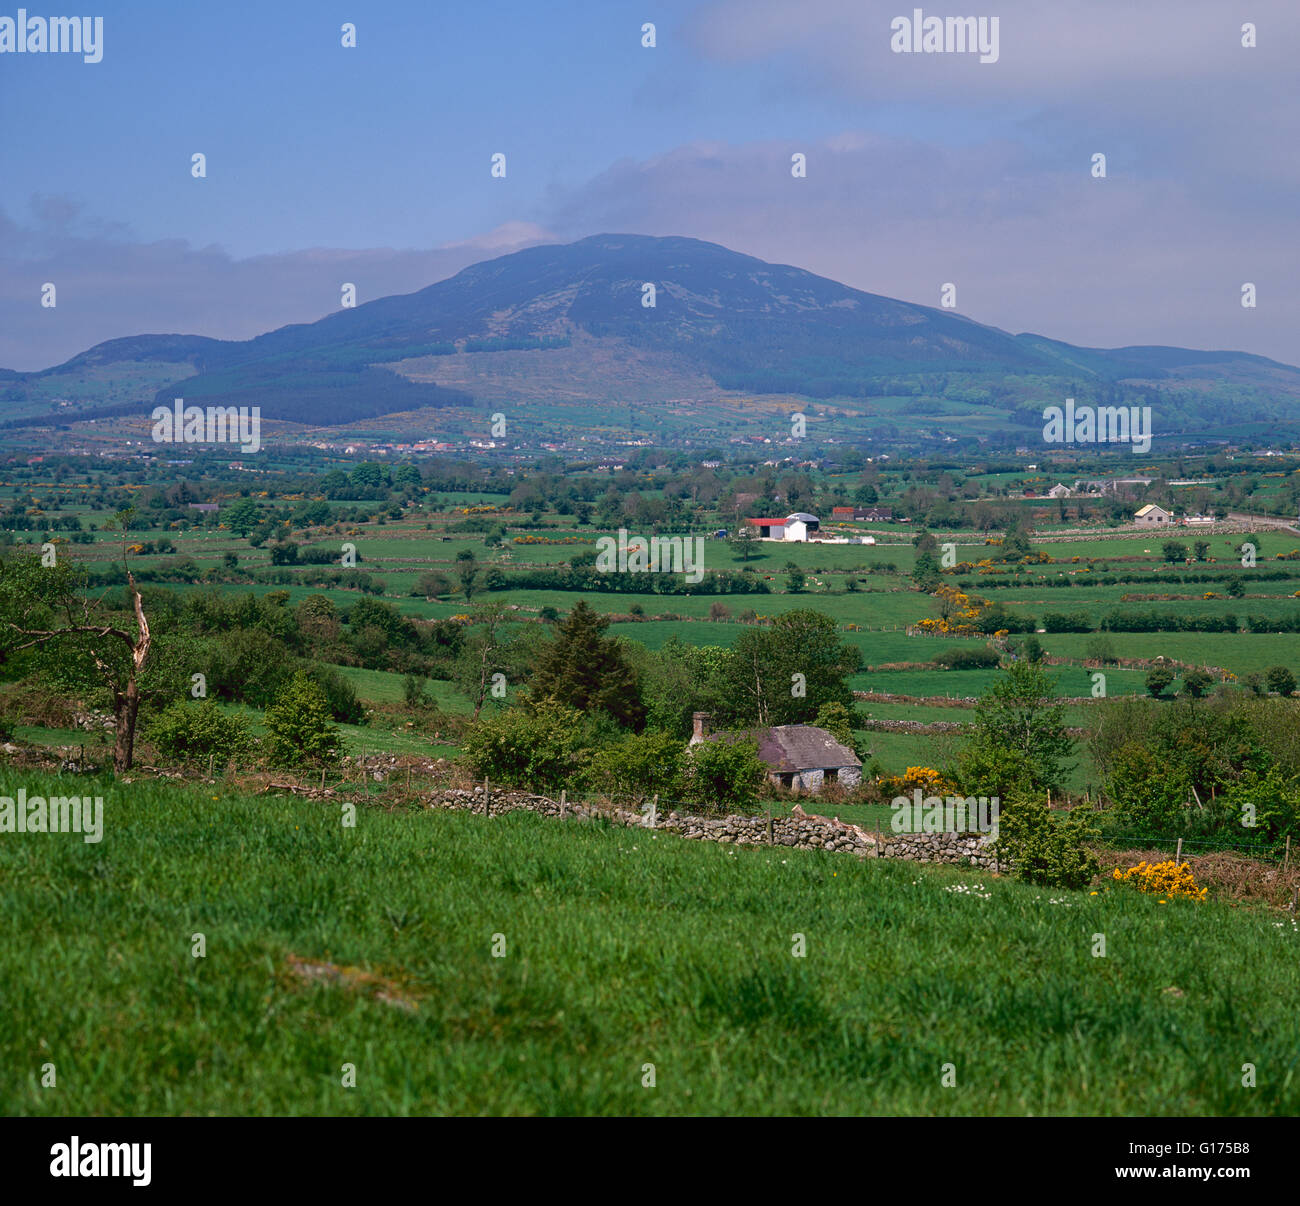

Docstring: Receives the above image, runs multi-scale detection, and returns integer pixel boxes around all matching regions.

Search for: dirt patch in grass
[283,954,420,1013]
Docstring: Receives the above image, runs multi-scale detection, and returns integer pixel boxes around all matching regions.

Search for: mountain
[4,234,1299,438]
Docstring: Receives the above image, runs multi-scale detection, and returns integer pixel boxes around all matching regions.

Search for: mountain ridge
[4,234,1297,437]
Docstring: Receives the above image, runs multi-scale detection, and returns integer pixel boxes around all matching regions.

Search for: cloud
[685,0,1298,99]
[543,133,1299,364]
[0,201,556,371]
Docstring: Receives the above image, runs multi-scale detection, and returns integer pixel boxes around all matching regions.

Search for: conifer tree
[528,599,645,729]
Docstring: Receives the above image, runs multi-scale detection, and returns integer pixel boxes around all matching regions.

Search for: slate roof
[709,724,861,772]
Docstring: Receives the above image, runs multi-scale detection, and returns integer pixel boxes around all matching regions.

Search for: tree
[1018,635,1045,664]
[0,514,154,771]
[813,701,860,752]
[528,599,645,729]
[785,562,806,593]
[729,524,759,562]
[264,671,342,766]
[1181,668,1213,700]
[1265,665,1297,697]
[450,602,539,719]
[225,498,261,537]
[1161,541,1187,564]
[456,549,480,602]
[1084,634,1117,666]
[720,609,859,727]
[1104,742,1191,834]
[1145,665,1175,698]
[957,661,1074,795]
[1193,540,1210,562]
[911,550,942,591]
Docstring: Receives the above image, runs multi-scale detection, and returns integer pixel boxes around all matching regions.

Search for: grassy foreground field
[3,770,1298,1116]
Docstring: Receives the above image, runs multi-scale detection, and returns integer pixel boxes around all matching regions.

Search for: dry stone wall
[423,785,1001,869]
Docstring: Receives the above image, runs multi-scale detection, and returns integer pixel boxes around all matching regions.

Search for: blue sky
[2,0,1297,369]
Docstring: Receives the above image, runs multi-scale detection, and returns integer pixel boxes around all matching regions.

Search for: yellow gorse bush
[1111,859,1207,901]
[878,766,955,796]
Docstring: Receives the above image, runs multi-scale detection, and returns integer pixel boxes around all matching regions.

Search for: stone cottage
[689,712,862,793]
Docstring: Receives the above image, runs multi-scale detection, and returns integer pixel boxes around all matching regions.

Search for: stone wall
[422,785,1000,869]
[880,830,1000,870]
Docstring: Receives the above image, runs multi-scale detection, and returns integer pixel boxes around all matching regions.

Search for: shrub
[586,729,685,804]
[1145,666,1175,698]
[460,699,585,791]
[1265,665,1297,697]
[264,672,342,767]
[1104,742,1191,834]
[305,662,365,725]
[1042,611,1092,633]
[413,570,451,599]
[147,699,253,765]
[1111,860,1206,901]
[932,646,1000,670]
[876,767,959,801]
[1018,635,1044,664]
[995,795,1098,890]
[681,736,768,814]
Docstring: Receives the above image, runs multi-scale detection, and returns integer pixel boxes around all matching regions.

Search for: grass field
[2,770,1297,1116]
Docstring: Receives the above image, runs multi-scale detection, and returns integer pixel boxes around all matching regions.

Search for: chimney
[692,712,712,743]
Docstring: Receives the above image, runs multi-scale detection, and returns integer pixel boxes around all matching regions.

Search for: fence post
[320,767,326,791]
[560,789,567,820]
[208,752,214,778]
[767,804,773,845]
[484,777,491,818]
[1284,834,1291,874]
[1175,838,1183,866]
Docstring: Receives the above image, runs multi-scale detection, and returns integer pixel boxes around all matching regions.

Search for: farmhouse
[690,713,862,792]
[1134,504,1173,527]
[744,512,821,542]
[1046,483,1071,499]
